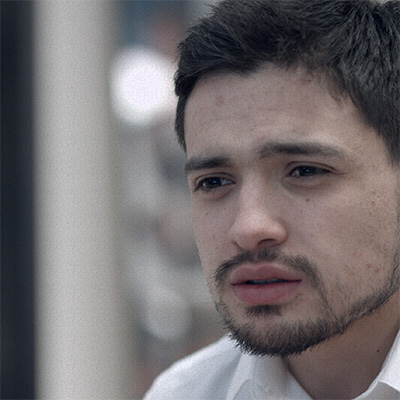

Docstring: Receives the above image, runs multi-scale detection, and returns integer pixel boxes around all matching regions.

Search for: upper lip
[230,264,302,285]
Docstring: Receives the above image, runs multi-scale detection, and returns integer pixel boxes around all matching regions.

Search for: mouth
[230,266,302,306]
[245,278,289,285]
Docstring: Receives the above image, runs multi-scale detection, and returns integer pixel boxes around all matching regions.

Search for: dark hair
[174,0,400,162]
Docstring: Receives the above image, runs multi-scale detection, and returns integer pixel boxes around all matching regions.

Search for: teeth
[247,279,286,285]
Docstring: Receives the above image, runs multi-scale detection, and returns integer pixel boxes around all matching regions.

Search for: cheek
[191,205,231,270]
[339,197,398,257]
[294,193,398,286]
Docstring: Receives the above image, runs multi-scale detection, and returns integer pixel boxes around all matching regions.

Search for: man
[144,0,400,398]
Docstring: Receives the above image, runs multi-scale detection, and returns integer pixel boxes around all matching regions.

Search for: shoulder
[143,335,242,400]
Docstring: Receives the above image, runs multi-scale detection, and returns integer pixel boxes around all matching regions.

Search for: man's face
[184,66,400,357]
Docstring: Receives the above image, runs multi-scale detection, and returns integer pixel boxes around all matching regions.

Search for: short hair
[174,0,400,163]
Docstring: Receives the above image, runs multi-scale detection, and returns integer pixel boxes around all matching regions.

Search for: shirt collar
[226,349,310,400]
[373,327,400,392]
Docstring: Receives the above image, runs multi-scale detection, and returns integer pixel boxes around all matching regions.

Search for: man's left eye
[290,166,330,178]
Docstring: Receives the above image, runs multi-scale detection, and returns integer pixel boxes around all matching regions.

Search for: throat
[285,308,400,400]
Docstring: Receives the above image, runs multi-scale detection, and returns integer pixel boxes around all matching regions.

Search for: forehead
[184,66,376,160]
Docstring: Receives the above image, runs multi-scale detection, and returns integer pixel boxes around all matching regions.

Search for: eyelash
[289,165,330,178]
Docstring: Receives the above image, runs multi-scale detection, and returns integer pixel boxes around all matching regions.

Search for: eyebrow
[257,142,348,159]
[184,156,233,174]
[184,141,350,174]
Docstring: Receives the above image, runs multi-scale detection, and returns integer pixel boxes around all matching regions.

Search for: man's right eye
[194,176,234,192]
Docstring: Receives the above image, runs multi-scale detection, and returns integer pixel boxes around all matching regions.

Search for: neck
[286,293,400,400]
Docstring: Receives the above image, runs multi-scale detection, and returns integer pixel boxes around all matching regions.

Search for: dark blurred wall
[1,1,36,398]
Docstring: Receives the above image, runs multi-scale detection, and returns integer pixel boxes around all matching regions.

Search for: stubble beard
[213,246,400,358]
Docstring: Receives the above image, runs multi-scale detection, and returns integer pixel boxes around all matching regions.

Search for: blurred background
[2,1,224,399]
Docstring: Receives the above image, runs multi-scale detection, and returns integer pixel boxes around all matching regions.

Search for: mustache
[214,247,321,290]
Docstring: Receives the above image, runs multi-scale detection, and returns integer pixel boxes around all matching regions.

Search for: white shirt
[144,329,400,400]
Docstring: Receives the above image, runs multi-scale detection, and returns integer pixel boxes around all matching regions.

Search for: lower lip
[232,281,301,306]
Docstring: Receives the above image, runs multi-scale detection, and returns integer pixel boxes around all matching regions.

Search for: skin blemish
[366,264,382,274]
[215,95,225,106]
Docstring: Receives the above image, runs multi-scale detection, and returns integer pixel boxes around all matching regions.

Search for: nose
[228,186,288,252]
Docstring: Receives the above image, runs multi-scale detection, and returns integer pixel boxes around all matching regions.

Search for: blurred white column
[34,1,135,398]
